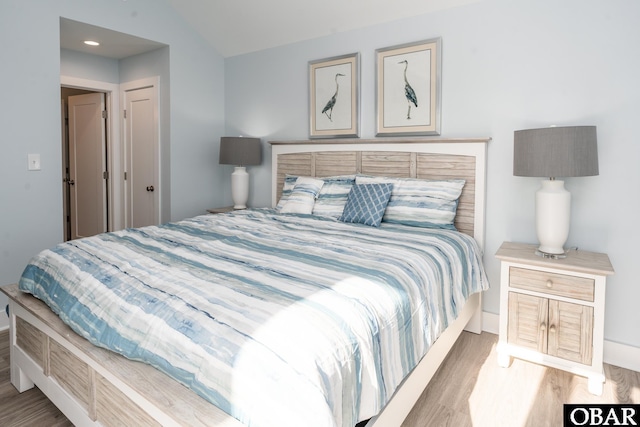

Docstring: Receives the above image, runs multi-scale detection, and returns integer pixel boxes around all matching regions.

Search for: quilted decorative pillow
[275,175,298,210]
[312,175,356,219]
[356,175,465,230]
[279,176,324,214]
[339,183,393,227]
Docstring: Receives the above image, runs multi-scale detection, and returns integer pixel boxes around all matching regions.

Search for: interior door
[61,99,69,241]
[68,92,107,239]
[124,85,159,228]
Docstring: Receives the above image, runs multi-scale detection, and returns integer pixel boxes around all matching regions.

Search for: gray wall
[61,48,120,83]
[0,0,227,328]
[225,0,640,348]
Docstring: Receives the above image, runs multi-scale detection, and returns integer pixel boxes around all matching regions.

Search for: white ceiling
[167,0,480,57]
[60,18,167,59]
[59,1,480,59]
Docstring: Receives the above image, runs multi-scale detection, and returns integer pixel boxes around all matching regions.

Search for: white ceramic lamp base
[535,179,570,257]
[231,166,249,209]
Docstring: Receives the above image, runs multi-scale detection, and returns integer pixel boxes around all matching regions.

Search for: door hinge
[103,171,109,180]
[102,110,108,119]
[124,171,127,180]
[123,110,127,119]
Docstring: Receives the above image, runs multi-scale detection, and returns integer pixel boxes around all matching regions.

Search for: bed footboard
[2,284,245,427]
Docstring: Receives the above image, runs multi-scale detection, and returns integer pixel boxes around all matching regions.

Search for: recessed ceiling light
[84,40,100,46]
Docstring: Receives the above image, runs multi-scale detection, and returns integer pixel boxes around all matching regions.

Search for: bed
[2,138,489,427]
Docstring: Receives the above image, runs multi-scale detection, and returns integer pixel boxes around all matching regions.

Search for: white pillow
[275,175,298,210]
[279,176,324,214]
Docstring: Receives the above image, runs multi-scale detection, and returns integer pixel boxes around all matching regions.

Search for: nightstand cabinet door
[508,292,594,365]
[548,300,593,365]
[508,292,548,353]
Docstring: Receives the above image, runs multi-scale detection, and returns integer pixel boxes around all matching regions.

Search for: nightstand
[207,206,235,214]
[495,241,614,395]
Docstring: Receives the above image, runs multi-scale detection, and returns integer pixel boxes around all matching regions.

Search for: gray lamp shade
[513,126,599,178]
[219,137,262,166]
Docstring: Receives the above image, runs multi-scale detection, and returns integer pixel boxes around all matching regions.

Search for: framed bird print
[309,52,359,138]
[376,38,442,136]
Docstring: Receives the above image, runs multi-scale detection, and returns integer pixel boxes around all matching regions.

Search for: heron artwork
[399,60,417,120]
[322,73,345,122]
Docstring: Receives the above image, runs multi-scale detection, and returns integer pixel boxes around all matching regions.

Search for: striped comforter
[19,209,488,427]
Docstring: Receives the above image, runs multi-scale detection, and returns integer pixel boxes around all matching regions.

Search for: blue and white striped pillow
[312,175,355,218]
[356,175,465,229]
[275,175,298,210]
[279,176,324,214]
[277,175,355,218]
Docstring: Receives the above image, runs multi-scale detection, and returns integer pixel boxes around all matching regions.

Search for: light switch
[28,154,41,171]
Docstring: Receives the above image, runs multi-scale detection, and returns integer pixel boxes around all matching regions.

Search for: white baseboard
[482,311,500,335]
[482,312,640,373]
[604,340,640,373]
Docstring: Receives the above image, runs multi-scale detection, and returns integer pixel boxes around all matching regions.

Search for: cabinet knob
[549,325,556,333]
[546,279,553,288]
[540,323,546,331]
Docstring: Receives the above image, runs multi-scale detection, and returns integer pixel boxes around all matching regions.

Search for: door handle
[68,180,75,186]
[146,185,154,192]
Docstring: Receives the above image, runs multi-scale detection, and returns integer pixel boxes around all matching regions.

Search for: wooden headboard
[269,138,490,250]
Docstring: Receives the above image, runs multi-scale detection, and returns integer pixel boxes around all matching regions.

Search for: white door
[68,93,107,239]
[123,85,159,228]
[61,99,69,241]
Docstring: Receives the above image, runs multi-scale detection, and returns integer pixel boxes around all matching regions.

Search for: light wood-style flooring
[1,329,638,427]
[0,329,72,426]
[403,332,640,427]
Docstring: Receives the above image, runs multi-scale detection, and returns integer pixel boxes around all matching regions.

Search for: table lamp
[513,126,598,258]
[219,136,262,209]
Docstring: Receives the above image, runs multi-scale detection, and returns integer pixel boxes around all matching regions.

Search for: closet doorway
[61,87,109,241]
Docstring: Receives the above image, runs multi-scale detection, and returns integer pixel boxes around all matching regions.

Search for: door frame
[61,76,123,232]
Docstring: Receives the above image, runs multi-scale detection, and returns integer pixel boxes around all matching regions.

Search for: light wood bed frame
[2,137,489,427]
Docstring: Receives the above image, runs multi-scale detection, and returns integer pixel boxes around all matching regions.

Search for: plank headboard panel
[269,138,490,250]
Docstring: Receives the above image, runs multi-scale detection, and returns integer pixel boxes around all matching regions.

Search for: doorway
[61,88,109,241]
[61,76,121,239]
[60,76,162,238]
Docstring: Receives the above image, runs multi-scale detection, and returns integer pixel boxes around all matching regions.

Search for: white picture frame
[309,52,360,138]
[376,38,442,136]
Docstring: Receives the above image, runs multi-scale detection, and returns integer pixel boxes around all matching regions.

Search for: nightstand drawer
[509,267,594,302]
